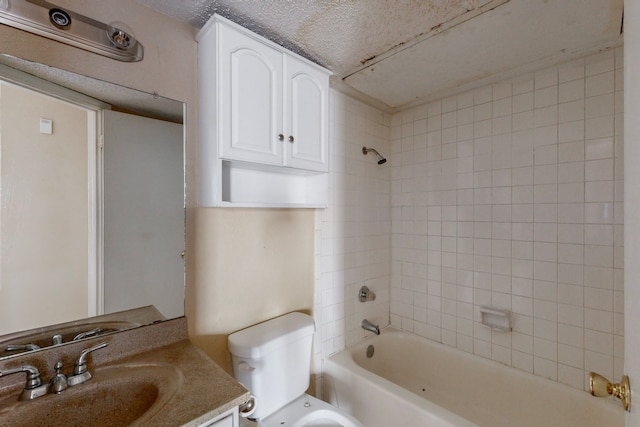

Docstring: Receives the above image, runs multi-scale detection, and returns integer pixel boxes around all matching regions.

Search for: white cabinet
[197,14,330,207]
[285,55,329,171]
[217,22,283,166]
[196,407,238,427]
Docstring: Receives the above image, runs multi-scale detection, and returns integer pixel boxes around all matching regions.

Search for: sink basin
[0,362,183,426]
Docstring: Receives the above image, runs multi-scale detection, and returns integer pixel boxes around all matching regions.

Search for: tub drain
[366,344,375,358]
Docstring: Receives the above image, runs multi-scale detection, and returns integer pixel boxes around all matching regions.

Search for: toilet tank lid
[228,312,315,358]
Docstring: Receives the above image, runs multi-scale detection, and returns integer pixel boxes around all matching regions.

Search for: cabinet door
[197,408,237,427]
[284,56,329,172]
[204,414,234,427]
[219,23,283,165]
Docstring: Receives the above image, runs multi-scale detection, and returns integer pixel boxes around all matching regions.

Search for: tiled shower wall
[389,48,624,390]
[313,90,391,371]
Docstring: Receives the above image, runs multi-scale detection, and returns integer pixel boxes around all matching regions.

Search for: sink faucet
[0,365,49,400]
[0,342,108,401]
[49,362,68,393]
[361,319,380,335]
[67,342,108,387]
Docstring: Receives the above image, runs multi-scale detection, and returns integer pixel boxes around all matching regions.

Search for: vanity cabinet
[197,407,238,427]
[197,14,331,207]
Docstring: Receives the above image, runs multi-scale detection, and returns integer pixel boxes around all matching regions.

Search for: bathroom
[0,0,638,426]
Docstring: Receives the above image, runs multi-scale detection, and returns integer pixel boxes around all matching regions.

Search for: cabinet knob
[288,135,295,143]
[278,134,284,141]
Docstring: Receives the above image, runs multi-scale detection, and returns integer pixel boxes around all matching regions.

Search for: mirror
[0,54,185,358]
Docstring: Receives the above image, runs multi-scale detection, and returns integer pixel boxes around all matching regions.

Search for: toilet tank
[228,312,315,420]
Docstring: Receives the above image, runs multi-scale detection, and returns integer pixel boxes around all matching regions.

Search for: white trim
[95,114,105,316]
[86,110,98,317]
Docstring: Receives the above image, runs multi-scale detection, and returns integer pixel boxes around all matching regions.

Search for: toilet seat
[257,394,363,427]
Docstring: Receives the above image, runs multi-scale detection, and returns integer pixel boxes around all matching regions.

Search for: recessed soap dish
[480,306,511,332]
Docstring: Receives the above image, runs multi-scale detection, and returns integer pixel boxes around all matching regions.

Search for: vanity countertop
[124,338,250,426]
[0,317,250,427]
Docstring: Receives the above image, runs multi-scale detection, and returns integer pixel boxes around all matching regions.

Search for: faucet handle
[68,342,108,387]
[0,365,42,388]
[5,344,40,352]
[73,327,103,341]
[0,365,49,400]
[74,342,108,375]
[359,286,376,302]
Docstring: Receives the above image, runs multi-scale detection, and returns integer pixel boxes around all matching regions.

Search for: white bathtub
[323,328,623,427]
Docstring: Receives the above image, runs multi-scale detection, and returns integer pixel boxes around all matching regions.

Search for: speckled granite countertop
[0,317,250,427]
[132,339,250,426]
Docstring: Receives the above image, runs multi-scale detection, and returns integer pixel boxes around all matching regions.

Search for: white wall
[389,48,624,391]
[314,90,391,368]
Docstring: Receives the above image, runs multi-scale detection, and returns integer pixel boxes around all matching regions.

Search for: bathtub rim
[324,329,478,427]
[324,327,622,427]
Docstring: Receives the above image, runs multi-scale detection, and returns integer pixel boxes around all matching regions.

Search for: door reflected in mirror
[0,56,185,358]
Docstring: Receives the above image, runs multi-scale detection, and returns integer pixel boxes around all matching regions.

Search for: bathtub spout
[362,319,380,335]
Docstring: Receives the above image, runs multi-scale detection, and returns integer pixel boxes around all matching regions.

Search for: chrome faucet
[362,319,380,335]
[67,342,108,387]
[0,365,49,400]
[0,342,108,401]
[49,361,68,393]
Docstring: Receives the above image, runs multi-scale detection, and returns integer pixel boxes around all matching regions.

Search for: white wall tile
[559,58,585,83]
[559,80,585,103]
[586,72,615,97]
[312,52,622,394]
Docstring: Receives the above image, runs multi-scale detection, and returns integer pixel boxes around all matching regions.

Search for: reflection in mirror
[0,55,185,358]
[0,306,165,359]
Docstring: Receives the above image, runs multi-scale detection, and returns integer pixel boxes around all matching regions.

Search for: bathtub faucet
[362,319,380,335]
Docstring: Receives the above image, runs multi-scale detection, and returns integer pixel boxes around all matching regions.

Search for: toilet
[228,312,364,427]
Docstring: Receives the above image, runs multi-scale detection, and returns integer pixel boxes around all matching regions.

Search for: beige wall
[190,208,314,370]
[0,83,89,333]
[0,0,315,366]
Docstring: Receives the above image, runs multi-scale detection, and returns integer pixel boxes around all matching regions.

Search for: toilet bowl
[228,312,363,427]
[258,394,362,427]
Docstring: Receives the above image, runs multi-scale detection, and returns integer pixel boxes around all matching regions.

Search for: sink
[0,362,183,426]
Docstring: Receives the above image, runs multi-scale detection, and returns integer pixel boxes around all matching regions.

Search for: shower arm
[362,146,387,164]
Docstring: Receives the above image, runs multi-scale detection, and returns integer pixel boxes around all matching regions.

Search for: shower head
[362,146,387,165]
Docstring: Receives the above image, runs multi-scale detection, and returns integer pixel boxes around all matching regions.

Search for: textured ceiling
[136,0,495,77]
[136,0,623,110]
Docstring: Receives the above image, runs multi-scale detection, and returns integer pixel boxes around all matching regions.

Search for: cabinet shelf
[219,160,328,208]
